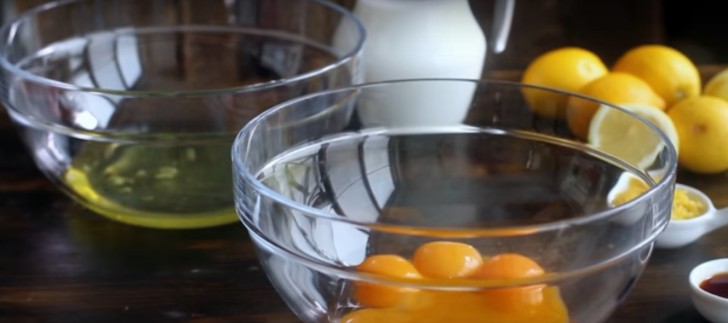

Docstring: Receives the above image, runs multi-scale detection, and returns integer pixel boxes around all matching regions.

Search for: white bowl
[655,184,718,249]
[689,258,728,323]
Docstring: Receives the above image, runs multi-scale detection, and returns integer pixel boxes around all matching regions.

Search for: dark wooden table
[1,112,725,323]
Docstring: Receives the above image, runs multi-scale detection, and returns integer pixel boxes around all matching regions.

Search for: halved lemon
[588,103,679,170]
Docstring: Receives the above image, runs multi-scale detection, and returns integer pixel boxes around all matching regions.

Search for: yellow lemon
[668,96,728,174]
[704,68,728,101]
[521,47,608,119]
[613,45,701,106]
[588,103,678,170]
[567,72,666,138]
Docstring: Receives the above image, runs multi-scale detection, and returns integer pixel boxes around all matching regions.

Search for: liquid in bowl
[0,0,364,228]
[234,80,677,323]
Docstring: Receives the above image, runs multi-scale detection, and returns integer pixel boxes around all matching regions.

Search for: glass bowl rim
[232,78,678,237]
[0,0,366,97]
[245,215,661,289]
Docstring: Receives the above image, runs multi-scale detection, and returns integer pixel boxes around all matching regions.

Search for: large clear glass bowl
[0,0,364,229]
[233,79,677,323]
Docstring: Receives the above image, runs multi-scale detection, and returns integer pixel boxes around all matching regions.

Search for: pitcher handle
[491,0,515,53]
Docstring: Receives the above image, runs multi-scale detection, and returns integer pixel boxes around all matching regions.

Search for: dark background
[470,0,727,70]
[0,0,724,120]
[1,0,725,71]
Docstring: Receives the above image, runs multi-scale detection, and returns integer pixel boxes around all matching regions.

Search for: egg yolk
[412,241,483,278]
[354,254,422,308]
[475,253,545,280]
[340,308,412,323]
[475,253,547,308]
[348,243,569,323]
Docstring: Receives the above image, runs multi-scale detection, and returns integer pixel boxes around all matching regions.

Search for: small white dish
[690,258,728,323]
[607,175,727,248]
[655,184,728,249]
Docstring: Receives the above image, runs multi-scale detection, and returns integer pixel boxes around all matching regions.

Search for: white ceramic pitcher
[334,0,515,128]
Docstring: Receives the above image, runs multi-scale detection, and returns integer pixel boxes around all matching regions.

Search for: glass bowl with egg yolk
[233,80,677,323]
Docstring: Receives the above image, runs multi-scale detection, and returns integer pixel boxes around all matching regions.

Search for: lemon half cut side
[588,103,679,170]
